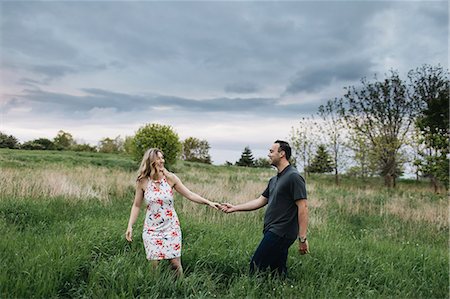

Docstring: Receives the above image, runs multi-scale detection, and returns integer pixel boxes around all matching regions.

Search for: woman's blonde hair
[137,148,163,181]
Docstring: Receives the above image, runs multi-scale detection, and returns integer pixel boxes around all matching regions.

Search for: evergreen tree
[236,146,255,167]
[306,145,333,173]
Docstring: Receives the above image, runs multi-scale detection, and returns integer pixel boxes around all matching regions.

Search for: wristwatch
[298,236,307,243]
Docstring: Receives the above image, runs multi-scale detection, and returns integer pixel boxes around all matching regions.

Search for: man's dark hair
[274,140,291,160]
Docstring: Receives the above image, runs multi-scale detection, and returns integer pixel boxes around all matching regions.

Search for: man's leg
[275,237,295,277]
[250,232,284,274]
[250,231,293,275]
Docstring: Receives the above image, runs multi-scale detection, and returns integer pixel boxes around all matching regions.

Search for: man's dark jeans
[249,231,296,276]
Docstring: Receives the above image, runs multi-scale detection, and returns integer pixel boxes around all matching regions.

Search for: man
[220,140,309,276]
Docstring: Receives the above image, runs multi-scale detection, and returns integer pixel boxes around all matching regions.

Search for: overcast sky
[0,0,447,164]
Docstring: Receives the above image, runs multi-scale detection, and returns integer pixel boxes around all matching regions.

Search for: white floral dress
[142,176,182,260]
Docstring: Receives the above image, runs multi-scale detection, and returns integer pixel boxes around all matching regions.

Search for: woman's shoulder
[164,171,178,181]
[164,171,180,186]
[136,177,149,190]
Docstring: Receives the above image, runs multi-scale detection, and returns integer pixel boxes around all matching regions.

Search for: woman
[125,148,219,277]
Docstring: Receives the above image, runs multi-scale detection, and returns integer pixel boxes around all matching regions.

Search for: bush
[132,123,182,168]
[0,132,20,149]
[22,138,55,150]
[21,141,45,150]
[71,144,97,152]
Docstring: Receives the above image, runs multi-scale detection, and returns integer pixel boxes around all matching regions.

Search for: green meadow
[0,149,448,298]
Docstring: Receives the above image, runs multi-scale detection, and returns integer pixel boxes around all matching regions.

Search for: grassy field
[0,149,448,298]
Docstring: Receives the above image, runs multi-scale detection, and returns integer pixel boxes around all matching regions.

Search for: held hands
[219,203,237,213]
[203,200,236,213]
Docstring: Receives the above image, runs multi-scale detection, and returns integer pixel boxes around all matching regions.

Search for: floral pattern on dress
[142,177,182,260]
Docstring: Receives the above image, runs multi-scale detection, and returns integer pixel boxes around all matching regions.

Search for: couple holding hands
[125,140,309,278]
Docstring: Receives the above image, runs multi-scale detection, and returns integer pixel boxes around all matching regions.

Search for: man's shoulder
[286,167,305,181]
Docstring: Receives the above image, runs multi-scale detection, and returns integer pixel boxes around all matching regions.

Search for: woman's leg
[169,257,183,278]
[150,260,159,269]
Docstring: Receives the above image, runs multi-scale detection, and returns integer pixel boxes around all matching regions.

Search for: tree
[22,138,54,150]
[34,138,55,150]
[290,117,321,177]
[123,136,135,156]
[254,157,271,168]
[409,64,449,191]
[0,132,20,148]
[98,136,124,153]
[236,146,255,167]
[345,132,377,178]
[182,137,212,164]
[53,130,75,150]
[132,123,182,168]
[338,71,420,187]
[318,99,348,185]
[305,144,334,173]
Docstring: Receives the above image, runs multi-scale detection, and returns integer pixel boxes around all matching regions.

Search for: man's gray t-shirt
[262,165,307,240]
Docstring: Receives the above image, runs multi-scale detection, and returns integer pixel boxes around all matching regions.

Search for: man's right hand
[220,203,237,213]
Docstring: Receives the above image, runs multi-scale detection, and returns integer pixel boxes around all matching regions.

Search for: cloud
[224,82,260,94]
[285,57,374,94]
[5,87,319,120]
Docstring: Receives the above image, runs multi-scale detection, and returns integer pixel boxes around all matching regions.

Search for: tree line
[289,64,448,191]
[1,124,274,168]
[0,125,212,167]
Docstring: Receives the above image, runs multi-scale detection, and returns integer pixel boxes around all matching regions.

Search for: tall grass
[0,149,448,298]
[0,166,135,202]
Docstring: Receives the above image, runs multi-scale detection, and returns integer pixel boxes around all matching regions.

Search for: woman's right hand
[125,226,133,242]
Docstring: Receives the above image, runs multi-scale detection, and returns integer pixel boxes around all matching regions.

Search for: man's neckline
[277,164,291,177]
